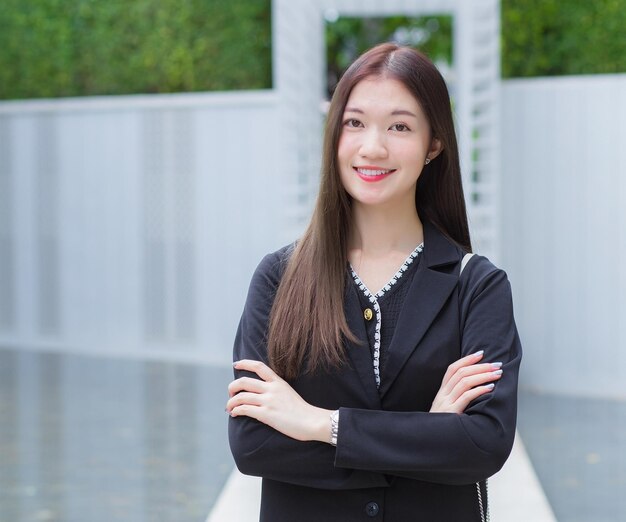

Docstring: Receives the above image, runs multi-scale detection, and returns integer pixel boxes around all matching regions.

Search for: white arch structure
[273,0,501,260]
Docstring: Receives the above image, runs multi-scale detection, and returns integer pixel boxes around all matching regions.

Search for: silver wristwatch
[330,410,340,446]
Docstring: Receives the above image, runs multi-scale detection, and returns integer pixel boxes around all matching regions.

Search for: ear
[427,137,443,161]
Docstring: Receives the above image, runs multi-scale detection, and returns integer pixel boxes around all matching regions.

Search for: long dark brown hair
[268,43,471,379]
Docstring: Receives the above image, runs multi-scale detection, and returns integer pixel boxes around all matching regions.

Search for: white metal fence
[501,74,626,398]
[0,91,294,365]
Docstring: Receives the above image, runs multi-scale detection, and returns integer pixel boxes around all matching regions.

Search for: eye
[390,123,411,132]
[343,118,363,128]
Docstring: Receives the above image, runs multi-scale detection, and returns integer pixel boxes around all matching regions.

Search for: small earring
[424,158,431,165]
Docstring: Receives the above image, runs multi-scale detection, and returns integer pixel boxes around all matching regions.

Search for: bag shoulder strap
[460,252,475,276]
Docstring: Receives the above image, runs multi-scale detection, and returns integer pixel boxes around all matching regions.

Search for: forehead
[345,77,422,115]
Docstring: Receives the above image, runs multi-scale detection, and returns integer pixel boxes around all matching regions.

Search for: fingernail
[492,369,503,376]
[486,383,495,390]
[491,362,503,369]
[474,350,484,357]
[233,361,239,368]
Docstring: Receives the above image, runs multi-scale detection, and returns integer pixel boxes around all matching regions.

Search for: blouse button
[363,308,373,321]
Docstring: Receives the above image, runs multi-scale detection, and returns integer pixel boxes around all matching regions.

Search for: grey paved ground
[2,347,625,522]
[518,389,626,522]
[0,348,233,522]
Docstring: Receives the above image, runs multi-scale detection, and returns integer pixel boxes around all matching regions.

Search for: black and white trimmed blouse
[349,243,424,389]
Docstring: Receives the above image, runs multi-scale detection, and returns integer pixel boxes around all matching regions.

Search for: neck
[349,200,424,255]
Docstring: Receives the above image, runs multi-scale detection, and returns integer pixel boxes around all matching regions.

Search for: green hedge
[324,0,626,84]
[0,0,271,99]
[1,0,626,100]
[325,16,452,97]
[502,0,626,77]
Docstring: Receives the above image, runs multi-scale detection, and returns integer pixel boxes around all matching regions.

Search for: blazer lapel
[378,223,462,398]
[344,282,383,408]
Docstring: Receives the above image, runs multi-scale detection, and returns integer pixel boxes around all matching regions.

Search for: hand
[430,351,503,414]
[226,359,332,443]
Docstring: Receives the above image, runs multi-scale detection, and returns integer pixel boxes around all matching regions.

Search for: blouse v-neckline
[348,243,424,388]
[349,243,424,299]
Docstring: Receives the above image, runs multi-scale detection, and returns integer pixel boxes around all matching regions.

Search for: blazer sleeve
[228,250,390,490]
[334,256,522,485]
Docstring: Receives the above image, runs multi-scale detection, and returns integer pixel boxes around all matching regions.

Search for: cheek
[399,142,427,167]
[337,134,350,162]
[338,161,351,190]
[336,150,354,194]
[337,137,352,175]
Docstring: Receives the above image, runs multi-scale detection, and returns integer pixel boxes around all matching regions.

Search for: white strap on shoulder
[460,253,475,275]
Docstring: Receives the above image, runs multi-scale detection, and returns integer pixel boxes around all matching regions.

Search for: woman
[226,43,521,521]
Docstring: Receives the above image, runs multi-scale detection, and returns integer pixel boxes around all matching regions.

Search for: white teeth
[356,168,393,176]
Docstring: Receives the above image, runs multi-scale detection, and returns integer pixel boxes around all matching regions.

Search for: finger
[228,376,267,397]
[226,391,264,413]
[452,383,496,413]
[451,350,485,371]
[445,362,503,392]
[234,359,280,382]
[449,369,503,403]
[441,351,485,387]
[451,368,502,397]
[230,403,262,419]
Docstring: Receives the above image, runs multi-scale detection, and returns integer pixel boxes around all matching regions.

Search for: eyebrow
[344,107,418,118]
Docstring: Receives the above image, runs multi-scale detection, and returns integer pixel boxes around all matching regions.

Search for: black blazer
[229,222,522,522]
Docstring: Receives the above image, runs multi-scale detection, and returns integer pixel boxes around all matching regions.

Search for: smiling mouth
[353,167,397,182]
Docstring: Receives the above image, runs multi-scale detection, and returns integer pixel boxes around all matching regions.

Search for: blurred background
[0,0,625,521]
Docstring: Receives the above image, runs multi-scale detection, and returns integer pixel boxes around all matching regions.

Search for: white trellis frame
[273,0,501,261]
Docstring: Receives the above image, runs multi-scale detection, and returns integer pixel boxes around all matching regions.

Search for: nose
[359,128,388,159]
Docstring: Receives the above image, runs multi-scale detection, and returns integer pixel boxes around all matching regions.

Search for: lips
[353,166,397,183]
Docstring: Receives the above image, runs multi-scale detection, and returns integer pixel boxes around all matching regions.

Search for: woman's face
[337,76,441,211]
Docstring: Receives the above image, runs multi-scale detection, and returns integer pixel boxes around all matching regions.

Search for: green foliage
[0,0,272,99]
[2,1,626,99]
[325,16,452,96]
[326,1,626,84]
[502,0,626,77]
